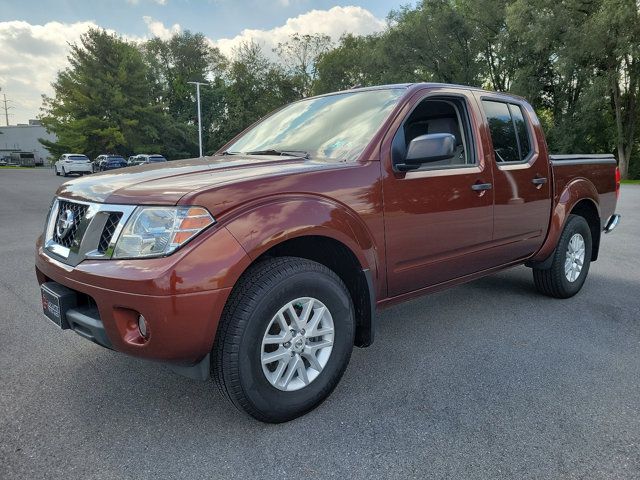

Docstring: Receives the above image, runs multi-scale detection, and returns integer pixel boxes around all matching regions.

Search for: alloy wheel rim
[564,233,585,282]
[260,297,334,392]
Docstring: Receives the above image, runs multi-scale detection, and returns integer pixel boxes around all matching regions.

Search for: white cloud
[212,6,386,59]
[0,20,98,124]
[143,16,181,40]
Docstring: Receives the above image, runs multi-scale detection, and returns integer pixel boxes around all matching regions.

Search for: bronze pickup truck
[36,83,621,422]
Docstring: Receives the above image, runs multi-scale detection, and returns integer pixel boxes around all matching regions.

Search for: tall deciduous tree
[144,31,227,157]
[507,0,639,177]
[385,0,483,85]
[313,34,394,94]
[274,33,332,97]
[207,41,299,151]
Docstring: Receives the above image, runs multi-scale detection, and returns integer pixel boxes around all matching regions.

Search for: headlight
[112,206,215,259]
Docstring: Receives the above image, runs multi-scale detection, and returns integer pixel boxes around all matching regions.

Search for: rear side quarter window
[482,100,532,163]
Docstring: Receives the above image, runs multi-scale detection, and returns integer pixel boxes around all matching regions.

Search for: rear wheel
[212,257,355,423]
[62,167,68,177]
[533,214,592,298]
[54,166,59,176]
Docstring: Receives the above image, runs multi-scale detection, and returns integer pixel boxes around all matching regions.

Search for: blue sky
[0,1,408,123]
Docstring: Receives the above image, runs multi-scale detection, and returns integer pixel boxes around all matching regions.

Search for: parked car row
[53,153,168,176]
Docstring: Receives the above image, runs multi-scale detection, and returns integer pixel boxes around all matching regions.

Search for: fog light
[138,314,148,338]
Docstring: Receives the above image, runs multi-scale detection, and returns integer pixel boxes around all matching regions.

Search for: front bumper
[35,243,233,366]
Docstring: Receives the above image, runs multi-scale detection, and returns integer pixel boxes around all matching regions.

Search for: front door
[382,89,495,297]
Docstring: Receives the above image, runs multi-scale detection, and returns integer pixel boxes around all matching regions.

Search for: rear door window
[509,104,532,159]
[482,100,532,163]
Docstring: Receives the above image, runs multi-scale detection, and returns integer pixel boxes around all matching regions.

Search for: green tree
[507,0,639,177]
[313,34,391,94]
[274,33,332,97]
[144,31,228,157]
[385,0,483,85]
[40,29,168,159]
[209,41,298,151]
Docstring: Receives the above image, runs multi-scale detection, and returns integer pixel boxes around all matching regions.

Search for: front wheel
[533,214,592,298]
[212,257,355,423]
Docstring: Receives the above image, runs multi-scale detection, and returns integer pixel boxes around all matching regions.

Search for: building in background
[0,121,56,165]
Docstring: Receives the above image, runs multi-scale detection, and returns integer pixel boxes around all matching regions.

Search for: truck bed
[549,154,617,225]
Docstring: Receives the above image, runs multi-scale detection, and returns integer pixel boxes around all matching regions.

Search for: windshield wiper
[246,149,309,159]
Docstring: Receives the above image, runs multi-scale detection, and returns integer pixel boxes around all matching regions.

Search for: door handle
[471,182,493,191]
[532,177,547,185]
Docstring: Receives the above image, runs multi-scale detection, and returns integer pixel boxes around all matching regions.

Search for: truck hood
[56,155,338,204]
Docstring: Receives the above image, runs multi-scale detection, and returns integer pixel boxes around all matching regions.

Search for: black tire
[62,167,68,177]
[212,257,355,423]
[533,214,592,298]
[55,167,59,176]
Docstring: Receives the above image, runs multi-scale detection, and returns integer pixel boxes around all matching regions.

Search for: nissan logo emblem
[56,209,75,239]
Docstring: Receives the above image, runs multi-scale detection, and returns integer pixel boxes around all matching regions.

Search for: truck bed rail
[549,154,616,166]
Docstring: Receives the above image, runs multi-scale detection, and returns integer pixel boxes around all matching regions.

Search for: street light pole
[188,81,208,157]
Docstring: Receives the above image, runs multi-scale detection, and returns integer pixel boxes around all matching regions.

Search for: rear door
[474,94,552,262]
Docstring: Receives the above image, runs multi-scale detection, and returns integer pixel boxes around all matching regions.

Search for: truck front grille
[44,198,136,266]
[52,200,88,248]
[97,212,123,253]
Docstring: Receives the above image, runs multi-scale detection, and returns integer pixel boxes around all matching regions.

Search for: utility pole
[0,87,14,127]
[187,81,208,157]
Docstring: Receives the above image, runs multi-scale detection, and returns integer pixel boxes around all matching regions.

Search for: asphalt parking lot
[1,168,639,479]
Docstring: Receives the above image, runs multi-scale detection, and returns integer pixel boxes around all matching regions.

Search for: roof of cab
[337,82,528,103]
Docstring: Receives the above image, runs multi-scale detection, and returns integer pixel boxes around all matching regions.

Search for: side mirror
[397,133,456,171]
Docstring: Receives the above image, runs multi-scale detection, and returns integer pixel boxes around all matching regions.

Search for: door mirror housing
[397,133,456,171]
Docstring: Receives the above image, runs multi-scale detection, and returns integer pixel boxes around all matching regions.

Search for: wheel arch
[254,235,376,347]
[529,178,601,267]
[569,198,601,261]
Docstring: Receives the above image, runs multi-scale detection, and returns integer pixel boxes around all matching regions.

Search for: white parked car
[54,154,93,177]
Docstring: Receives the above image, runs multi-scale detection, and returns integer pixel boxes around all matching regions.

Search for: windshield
[226,88,404,161]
